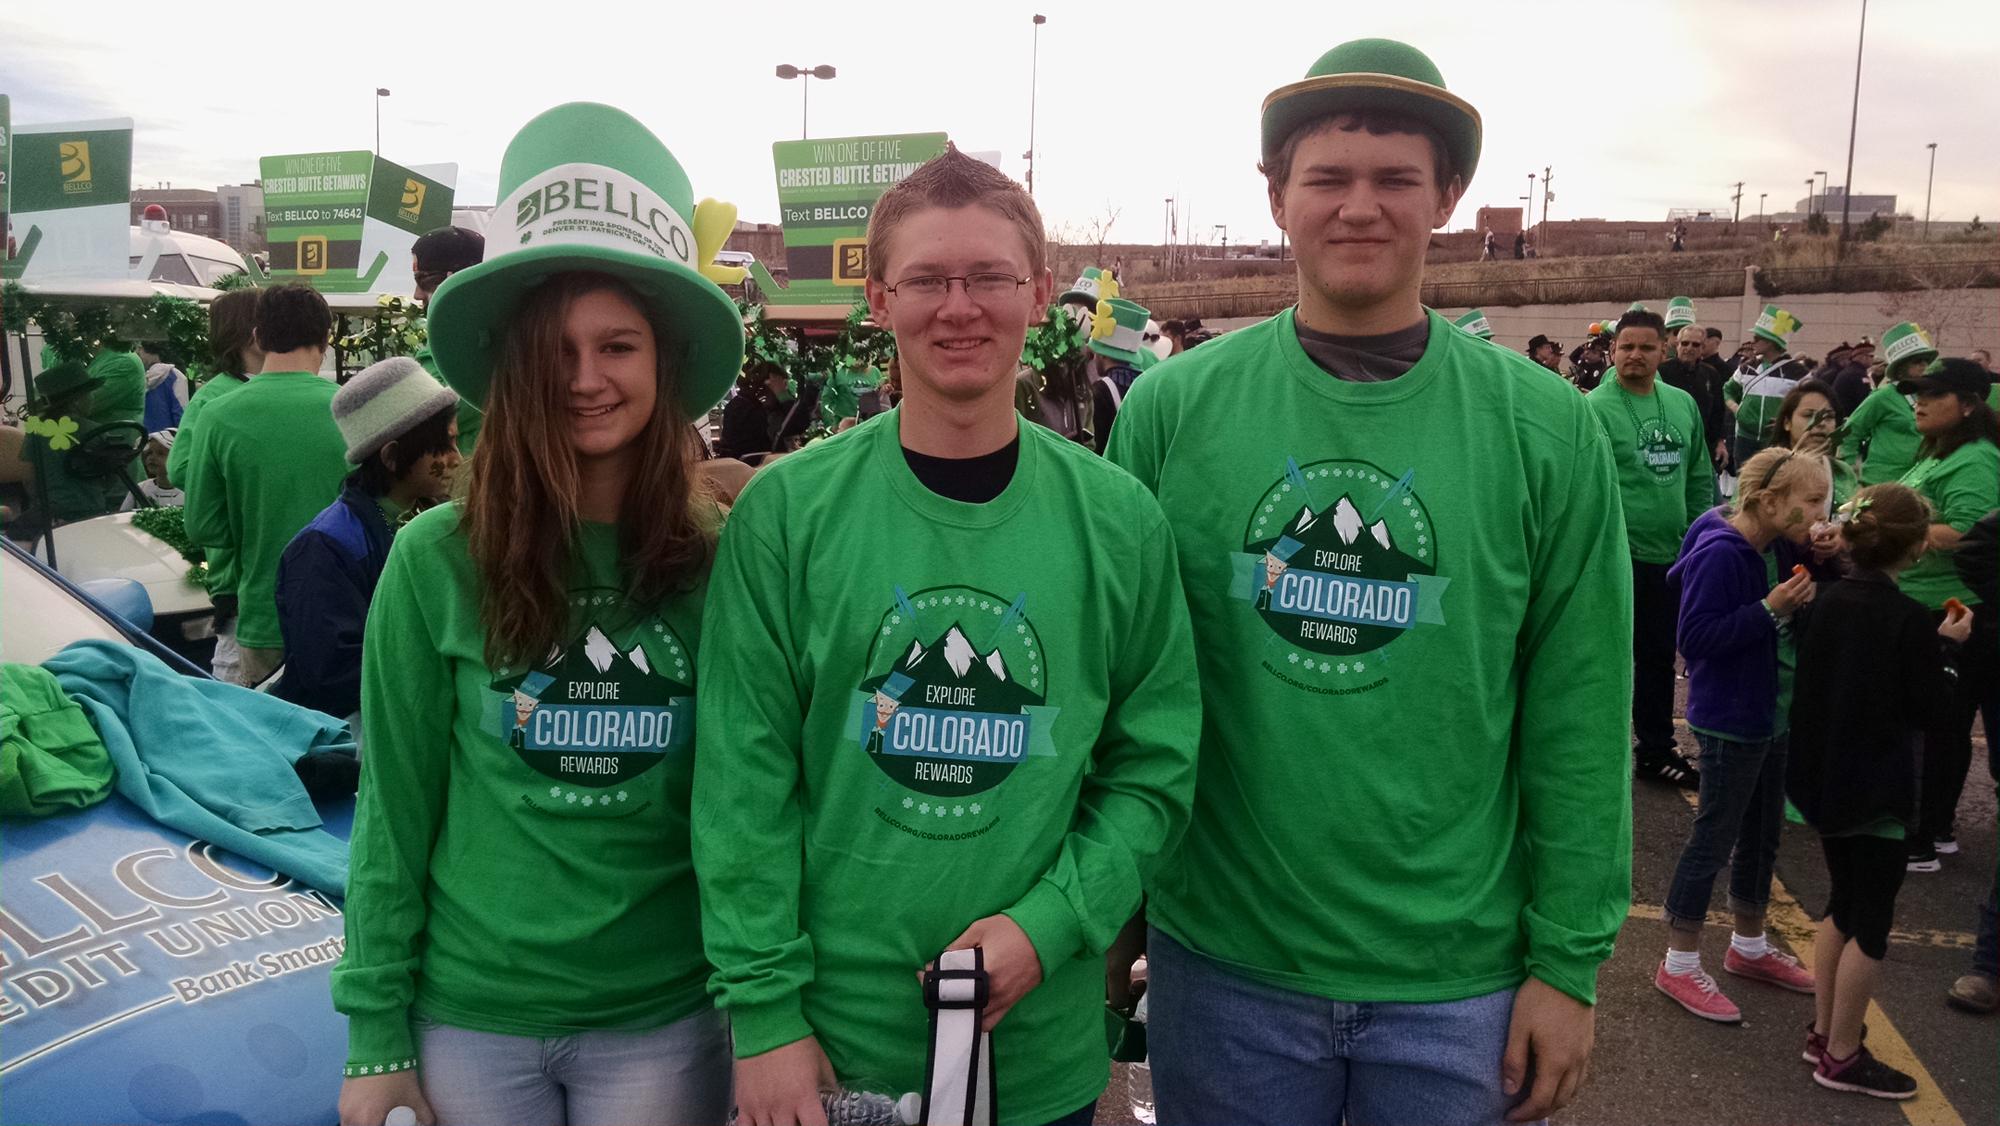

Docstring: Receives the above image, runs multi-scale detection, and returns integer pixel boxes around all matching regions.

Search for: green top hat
[33,361,102,411]
[1060,266,1115,308]
[1879,322,1937,370]
[1664,296,1696,329]
[427,102,746,418]
[1261,39,1482,186]
[1452,308,1495,340]
[1625,301,1651,314]
[1751,304,1803,349]
[1088,298,1152,365]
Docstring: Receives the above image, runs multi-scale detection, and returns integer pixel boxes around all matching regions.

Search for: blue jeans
[416,1007,731,1126]
[1145,928,1533,1126]
[1665,732,1788,931]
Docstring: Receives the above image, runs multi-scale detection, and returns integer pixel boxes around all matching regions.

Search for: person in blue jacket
[275,357,460,720]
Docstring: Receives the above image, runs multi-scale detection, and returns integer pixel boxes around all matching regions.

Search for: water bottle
[1127,992,1154,1125]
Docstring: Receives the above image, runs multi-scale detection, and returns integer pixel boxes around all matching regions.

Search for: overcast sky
[6,0,1998,247]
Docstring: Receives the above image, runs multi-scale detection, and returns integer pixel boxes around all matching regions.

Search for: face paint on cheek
[1787,506,1806,527]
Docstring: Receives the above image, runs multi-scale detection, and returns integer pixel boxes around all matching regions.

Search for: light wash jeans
[416,1007,731,1126]
[1146,928,1536,1126]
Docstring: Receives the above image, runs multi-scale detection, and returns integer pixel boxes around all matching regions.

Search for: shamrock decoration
[23,414,80,451]
[1089,299,1117,342]
[694,199,748,286]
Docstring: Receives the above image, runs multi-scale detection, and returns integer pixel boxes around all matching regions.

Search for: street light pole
[1923,141,1938,240]
[1027,15,1046,196]
[1814,170,1829,213]
[1837,0,1867,248]
[375,88,390,155]
[1806,178,1816,221]
[1759,192,1767,221]
[775,65,838,139]
[1215,224,1227,259]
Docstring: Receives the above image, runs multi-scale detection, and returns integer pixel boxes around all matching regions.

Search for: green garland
[4,283,216,380]
[1022,304,1085,372]
[738,300,896,436]
[335,295,428,370]
[128,505,216,591]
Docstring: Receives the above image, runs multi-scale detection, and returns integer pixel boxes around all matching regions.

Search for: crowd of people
[3,34,1995,1126]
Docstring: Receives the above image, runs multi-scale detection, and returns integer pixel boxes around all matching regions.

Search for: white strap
[1104,378,1126,409]
[920,948,994,1126]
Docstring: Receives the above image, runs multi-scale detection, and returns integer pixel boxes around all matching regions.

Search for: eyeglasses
[884,272,1029,303]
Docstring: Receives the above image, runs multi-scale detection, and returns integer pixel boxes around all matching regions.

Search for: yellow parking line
[1668,789,1964,1125]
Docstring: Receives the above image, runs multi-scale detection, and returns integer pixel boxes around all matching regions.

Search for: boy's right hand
[1766,569,1815,616]
[735,1036,837,1126]
[338,1072,433,1126]
[1940,600,1974,643]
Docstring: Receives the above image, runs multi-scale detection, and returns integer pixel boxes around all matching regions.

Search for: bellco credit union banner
[1,117,133,283]
[765,132,948,306]
[260,150,455,294]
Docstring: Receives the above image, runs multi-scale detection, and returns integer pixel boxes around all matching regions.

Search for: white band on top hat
[1885,332,1932,364]
[1102,323,1146,355]
[496,161,697,268]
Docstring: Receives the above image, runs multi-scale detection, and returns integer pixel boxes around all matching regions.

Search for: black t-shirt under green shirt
[1294,316,1431,382]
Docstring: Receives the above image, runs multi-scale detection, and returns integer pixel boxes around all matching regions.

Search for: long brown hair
[207,288,259,377]
[463,272,716,668]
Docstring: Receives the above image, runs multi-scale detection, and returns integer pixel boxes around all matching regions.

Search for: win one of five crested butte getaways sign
[763,132,948,306]
[259,151,455,293]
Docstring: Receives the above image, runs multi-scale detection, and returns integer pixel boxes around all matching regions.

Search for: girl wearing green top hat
[333,102,746,1126]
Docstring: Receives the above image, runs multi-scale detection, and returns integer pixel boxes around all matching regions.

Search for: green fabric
[87,349,146,426]
[1586,379,1711,564]
[1845,385,1923,487]
[1105,308,1633,1007]
[693,414,1200,1123]
[1262,39,1481,182]
[1725,365,1796,442]
[333,507,712,1075]
[1,663,114,817]
[1829,456,1860,509]
[1827,815,1906,841]
[416,343,482,457]
[165,373,250,589]
[1765,554,1797,735]
[1896,440,2000,609]
[19,428,124,523]
[182,371,349,645]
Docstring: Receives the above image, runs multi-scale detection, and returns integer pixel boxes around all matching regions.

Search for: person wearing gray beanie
[273,357,461,722]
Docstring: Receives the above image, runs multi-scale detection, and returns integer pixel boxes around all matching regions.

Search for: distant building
[1792,188,1900,218]
[1474,206,1525,237]
[131,189,222,240]
[215,183,265,253]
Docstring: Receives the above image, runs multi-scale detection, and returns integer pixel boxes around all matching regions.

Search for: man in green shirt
[183,283,350,686]
[1587,309,1712,791]
[1106,39,1630,1125]
[695,150,1200,1126]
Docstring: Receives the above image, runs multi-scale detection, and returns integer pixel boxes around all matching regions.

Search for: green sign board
[260,150,454,293]
[1,95,11,268]
[2,118,133,282]
[765,132,948,306]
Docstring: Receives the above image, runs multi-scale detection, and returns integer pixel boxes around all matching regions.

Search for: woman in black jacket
[1789,483,1972,1099]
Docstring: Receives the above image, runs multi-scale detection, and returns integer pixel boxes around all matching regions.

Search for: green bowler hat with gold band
[1261,39,1483,186]
[1452,308,1495,341]
[428,102,747,417]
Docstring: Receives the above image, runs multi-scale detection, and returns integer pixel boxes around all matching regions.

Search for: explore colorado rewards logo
[851,585,1060,835]
[485,587,693,812]
[1233,457,1449,693]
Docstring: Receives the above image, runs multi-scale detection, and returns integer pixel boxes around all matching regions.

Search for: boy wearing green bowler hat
[1107,39,1630,1125]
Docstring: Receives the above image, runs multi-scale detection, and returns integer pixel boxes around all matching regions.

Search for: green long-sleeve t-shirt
[88,349,147,426]
[1897,439,2000,609]
[181,370,349,646]
[1845,384,1923,487]
[1106,308,1633,1008]
[166,373,250,590]
[1587,378,1711,564]
[332,506,713,1076]
[692,412,1200,1124]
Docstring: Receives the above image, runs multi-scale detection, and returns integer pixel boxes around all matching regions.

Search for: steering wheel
[63,420,148,481]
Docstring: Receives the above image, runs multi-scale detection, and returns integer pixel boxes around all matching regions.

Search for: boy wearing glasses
[693,148,1199,1126]
[1105,40,1630,1125]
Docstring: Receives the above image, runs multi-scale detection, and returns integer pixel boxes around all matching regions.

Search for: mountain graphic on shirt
[1271,493,1401,562]
[505,625,682,706]
[868,622,1038,715]
[1253,490,1432,657]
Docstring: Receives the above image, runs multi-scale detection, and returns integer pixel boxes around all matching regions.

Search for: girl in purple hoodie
[1655,446,1832,1023]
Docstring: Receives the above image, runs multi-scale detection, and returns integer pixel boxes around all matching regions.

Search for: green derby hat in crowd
[1261,39,1483,186]
[1664,296,1696,329]
[428,102,746,418]
[1879,322,1938,370]
[1088,298,1153,365]
[1751,304,1803,350]
[1452,308,1495,341]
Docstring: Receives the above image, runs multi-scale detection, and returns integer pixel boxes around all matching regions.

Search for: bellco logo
[515,173,692,262]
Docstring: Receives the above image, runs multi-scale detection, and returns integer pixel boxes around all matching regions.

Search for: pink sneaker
[1725,946,1816,993]
[1655,962,1743,1022]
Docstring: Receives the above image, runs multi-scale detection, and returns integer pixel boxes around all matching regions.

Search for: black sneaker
[1935,832,1960,855]
[1637,750,1701,791]
[1814,1045,1917,1099]
[1907,843,1941,873]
